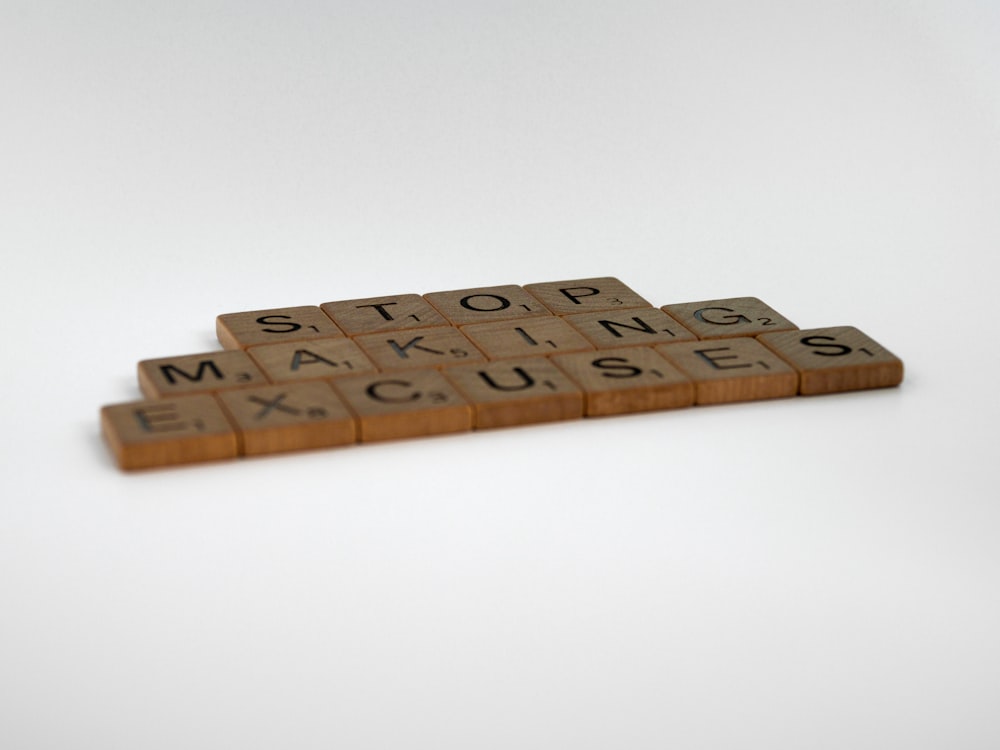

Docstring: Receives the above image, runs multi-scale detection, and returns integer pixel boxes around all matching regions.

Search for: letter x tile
[216,382,356,455]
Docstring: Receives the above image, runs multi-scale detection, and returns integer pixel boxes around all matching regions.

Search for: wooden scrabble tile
[459,317,595,360]
[550,346,694,416]
[655,338,798,404]
[423,285,552,325]
[101,394,238,470]
[353,326,487,371]
[215,382,356,455]
[524,277,650,315]
[320,294,449,335]
[247,338,377,383]
[331,369,472,442]
[660,297,797,340]
[216,306,344,349]
[564,307,697,349]
[441,357,584,429]
[757,326,904,395]
[138,351,268,399]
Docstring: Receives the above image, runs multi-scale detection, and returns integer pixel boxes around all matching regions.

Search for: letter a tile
[216,382,357,455]
[757,326,904,394]
[655,338,798,404]
[550,346,694,416]
[101,394,238,470]
[442,357,584,428]
[138,351,268,398]
[247,338,377,383]
[331,369,473,442]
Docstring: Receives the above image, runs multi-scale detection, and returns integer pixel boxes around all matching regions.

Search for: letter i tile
[101,394,239,470]
[442,357,584,428]
[215,382,357,455]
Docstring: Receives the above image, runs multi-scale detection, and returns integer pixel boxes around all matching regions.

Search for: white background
[2,2,998,748]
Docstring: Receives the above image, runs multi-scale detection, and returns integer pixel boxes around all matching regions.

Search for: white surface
[2,2,999,748]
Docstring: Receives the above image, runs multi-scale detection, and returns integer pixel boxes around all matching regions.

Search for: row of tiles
[215,278,799,349]
[104,330,904,470]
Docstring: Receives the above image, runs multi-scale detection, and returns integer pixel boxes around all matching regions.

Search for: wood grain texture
[757,326,904,394]
[660,297,797,340]
[655,338,798,404]
[424,285,551,325]
[550,346,694,416]
[331,369,473,442]
[524,277,650,315]
[101,394,238,469]
[216,306,344,349]
[320,294,448,335]
[441,357,584,429]
[353,326,486,371]
[247,338,377,383]
[460,317,594,360]
[138,351,268,398]
[563,307,697,349]
[215,381,356,455]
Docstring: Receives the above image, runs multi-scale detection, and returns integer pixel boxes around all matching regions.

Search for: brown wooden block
[247,338,377,383]
[101,394,238,470]
[423,285,552,325]
[215,382,356,456]
[138,351,268,398]
[655,338,798,404]
[550,346,694,416]
[460,317,594,360]
[441,357,584,429]
[320,294,448,335]
[353,326,487,371]
[757,326,904,395]
[564,307,697,349]
[660,297,797,340]
[331,369,472,442]
[216,306,344,349]
[524,276,650,315]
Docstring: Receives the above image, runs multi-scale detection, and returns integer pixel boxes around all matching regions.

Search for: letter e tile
[551,346,694,416]
[216,382,357,455]
[331,369,473,441]
[100,394,238,469]
[442,357,584,428]
[655,338,798,404]
[757,326,904,394]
